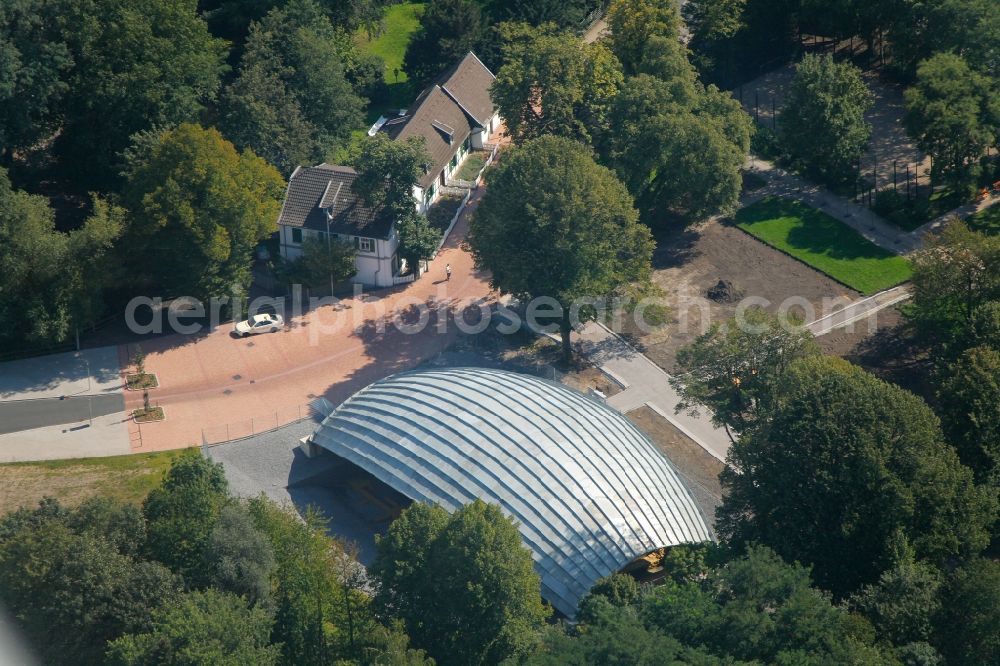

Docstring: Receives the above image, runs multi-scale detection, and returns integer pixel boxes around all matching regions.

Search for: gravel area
[204,417,408,564]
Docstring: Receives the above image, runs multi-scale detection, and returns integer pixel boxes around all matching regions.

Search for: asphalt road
[0,394,124,435]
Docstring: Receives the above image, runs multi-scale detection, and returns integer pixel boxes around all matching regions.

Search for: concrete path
[552,322,732,462]
[747,159,921,254]
[913,191,1000,237]
[0,346,122,400]
[0,413,131,462]
[806,285,912,337]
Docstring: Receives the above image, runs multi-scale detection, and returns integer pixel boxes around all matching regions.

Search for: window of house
[291,228,302,244]
[357,237,374,253]
[450,153,459,168]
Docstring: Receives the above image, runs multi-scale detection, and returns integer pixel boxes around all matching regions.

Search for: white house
[276,51,500,288]
[380,51,500,213]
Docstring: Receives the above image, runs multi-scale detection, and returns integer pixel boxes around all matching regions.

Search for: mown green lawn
[0,450,183,514]
[736,197,913,295]
[968,204,1000,235]
[355,2,424,110]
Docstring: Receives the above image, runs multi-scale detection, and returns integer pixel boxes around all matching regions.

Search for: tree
[205,0,390,44]
[349,133,430,215]
[904,53,996,192]
[372,500,548,666]
[718,355,996,597]
[396,210,442,274]
[248,497,374,665]
[672,307,819,442]
[641,545,894,664]
[56,0,228,188]
[468,135,654,363]
[200,504,276,608]
[779,53,873,184]
[491,26,623,144]
[850,541,943,648]
[105,589,281,666]
[121,124,286,301]
[607,0,683,76]
[887,0,998,79]
[221,0,366,176]
[603,73,752,220]
[0,0,72,158]
[0,502,180,666]
[906,220,1000,355]
[286,236,358,291]
[933,557,1000,666]
[0,168,124,348]
[937,345,1000,483]
[482,0,601,29]
[143,449,230,582]
[404,0,487,85]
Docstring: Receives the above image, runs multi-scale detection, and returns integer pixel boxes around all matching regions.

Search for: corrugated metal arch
[310,367,711,617]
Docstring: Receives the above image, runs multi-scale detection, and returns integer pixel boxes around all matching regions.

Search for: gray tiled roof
[276,164,394,239]
[383,86,474,189]
[381,51,497,189]
[309,367,711,618]
[438,52,497,126]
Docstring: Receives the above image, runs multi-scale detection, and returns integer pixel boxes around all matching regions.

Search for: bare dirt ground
[626,407,724,529]
[621,218,861,372]
[739,64,929,189]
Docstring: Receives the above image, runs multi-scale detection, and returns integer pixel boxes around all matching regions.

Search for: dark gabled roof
[437,52,497,127]
[276,164,394,239]
[382,85,474,189]
[380,52,497,189]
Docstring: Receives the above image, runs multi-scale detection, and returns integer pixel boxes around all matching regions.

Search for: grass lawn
[454,151,487,181]
[736,197,913,295]
[355,2,424,111]
[0,450,183,515]
[968,205,1000,235]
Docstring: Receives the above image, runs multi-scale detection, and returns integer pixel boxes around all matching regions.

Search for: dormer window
[431,120,455,144]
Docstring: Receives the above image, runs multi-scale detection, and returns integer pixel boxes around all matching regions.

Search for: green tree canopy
[349,133,430,216]
[491,25,623,144]
[372,500,548,666]
[718,355,996,597]
[603,73,753,221]
[672,307,819,441]
[403,0,487,85]
[850,543,943,649]
[779,53,873,184]
[607,0,683,76]
[199,503,276,608]
[247,497,374,664]
[105,589,281,666]
[142,450,230,582]
[122,124,285,301]
[933,557,1000,666]
[396,210,442,274]
[468,135,654,362]
[904,52,996,192]
[483,0,602,29]
[0,0,71,157]
[906,220,1000,355]
[0,499,180,666]
[0,168,124,348]
[56,0,228,189]
[937,345,1000,484]
[221,0,366,175]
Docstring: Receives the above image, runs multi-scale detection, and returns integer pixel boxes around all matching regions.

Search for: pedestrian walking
[445,263,452,281]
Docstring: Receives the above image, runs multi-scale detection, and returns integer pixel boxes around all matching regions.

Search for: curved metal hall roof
[310,367,711,617]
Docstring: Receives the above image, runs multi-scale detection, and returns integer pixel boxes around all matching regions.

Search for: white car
[235,313,284,337]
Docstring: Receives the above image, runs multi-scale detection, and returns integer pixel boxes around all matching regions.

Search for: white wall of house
[470,112,499,149]
[278,224,400,289]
